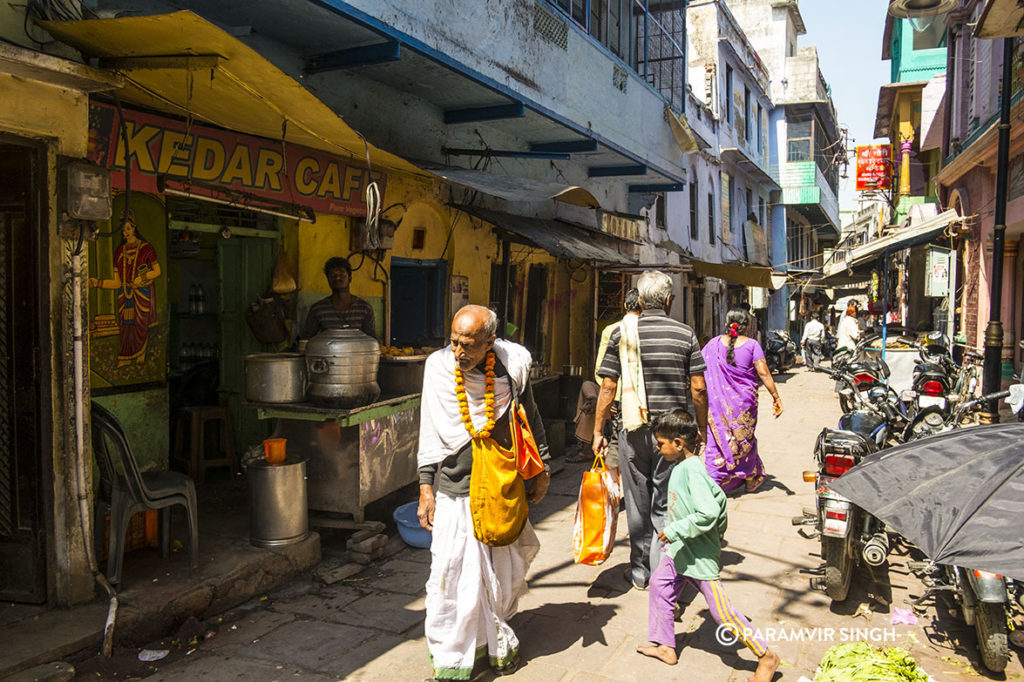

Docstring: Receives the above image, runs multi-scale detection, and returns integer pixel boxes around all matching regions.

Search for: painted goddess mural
[89,209,162,368]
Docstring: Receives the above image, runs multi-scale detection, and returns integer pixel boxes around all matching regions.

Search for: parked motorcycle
[795,367,902,602]
[822,331,837,361]
[900,332,958,439]
[906,384,1024,673]
[765,330,797,373]
[830,334,893,414]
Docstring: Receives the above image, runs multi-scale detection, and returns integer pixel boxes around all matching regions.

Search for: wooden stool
[177,406,238,484]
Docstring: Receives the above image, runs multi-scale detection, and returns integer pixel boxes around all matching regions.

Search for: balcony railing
[545,0,688,113]
[635,1,687,113]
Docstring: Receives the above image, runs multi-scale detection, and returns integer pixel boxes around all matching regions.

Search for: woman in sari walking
[701,308,783,493]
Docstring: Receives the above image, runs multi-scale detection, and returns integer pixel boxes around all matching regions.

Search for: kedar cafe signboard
[855,145,892,192]
[87,102,386,217]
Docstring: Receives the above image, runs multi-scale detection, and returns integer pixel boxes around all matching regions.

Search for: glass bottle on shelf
[196,284,205,315]
[188,284,198,315]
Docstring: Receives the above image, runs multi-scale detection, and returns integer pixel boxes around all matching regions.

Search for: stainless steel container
[245,353,307,403]
[249,457,308,548]
[378,354,428,397]
[305,328,381,407]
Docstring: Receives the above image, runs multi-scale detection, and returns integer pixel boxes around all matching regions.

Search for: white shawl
[417,338,533,468]
[618,313,648,431]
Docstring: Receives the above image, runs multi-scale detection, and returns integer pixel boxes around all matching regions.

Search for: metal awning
[453,204,636,265]
[426,166,601,208]
[689,260,777,289]
[823,209,961,279]
[41,11,425,176]
[977,0,1024,37]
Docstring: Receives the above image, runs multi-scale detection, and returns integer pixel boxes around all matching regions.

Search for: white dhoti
[425,492,540,680]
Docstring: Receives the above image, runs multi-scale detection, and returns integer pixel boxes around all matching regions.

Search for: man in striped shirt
[300,256,376,339]
[593,270,708,590]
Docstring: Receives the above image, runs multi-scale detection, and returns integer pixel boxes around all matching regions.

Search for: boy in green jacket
[636,409,780,682]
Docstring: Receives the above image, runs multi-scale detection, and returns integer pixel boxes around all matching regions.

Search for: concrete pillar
[898,95,915,197]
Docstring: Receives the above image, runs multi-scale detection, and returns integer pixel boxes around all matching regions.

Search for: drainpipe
[980,37,1014,423]
[71,239,118,656]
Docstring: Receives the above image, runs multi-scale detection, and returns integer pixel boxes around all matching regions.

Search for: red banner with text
[87,102,385,217]
[855,145,892,192]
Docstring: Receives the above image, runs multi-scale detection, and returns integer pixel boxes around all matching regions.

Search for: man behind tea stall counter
[300,256,376,339]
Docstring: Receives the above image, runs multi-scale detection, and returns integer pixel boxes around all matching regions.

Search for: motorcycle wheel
[822,536,853,602]
[838,392,854,414]
[975,602,1009,673]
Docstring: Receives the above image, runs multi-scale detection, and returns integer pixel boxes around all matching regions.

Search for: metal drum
[249,457,309,548]
[305,328,381,407]
[245,353,306,403]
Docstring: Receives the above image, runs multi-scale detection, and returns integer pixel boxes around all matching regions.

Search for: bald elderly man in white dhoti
[417,305,551,681]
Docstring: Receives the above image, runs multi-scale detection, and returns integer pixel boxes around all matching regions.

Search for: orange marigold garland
[455,351,496,438]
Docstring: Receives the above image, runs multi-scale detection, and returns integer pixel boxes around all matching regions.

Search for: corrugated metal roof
[453,204,636,265]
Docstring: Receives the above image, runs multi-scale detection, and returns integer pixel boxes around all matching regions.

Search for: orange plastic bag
[571,452,621,565]
[510,399,545,480]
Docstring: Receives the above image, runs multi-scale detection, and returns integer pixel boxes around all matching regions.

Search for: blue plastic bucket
[393,500,432,548]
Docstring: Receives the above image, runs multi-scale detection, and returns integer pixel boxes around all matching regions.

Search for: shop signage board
[925,245,951,297]
[87,102,386,218]
[855,145,892,191]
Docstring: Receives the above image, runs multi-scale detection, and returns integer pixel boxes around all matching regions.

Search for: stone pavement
[96,368,1023,681]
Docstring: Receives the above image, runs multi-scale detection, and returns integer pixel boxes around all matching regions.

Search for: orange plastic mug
[263,438,287,465]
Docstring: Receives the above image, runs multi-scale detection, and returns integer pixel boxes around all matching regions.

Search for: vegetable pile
[814,642,930,682]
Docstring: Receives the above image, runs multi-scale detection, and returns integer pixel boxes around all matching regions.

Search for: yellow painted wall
[0,74,90,157]
[292,170,599,369]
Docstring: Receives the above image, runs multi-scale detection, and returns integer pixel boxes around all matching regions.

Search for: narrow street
[112,368,1022,681]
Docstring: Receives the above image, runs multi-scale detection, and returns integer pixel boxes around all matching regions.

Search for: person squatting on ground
[637,409,781,682]
[701,307,783,494]
[416,305,551,681]
[593,271,708,590]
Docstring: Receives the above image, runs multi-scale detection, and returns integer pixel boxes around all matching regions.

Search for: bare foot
[747,649,780,682]
[636,643,678,665]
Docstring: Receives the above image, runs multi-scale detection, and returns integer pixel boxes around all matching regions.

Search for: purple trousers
[648,554,768,656]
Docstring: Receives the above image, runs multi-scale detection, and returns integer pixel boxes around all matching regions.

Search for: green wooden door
[218,236,276,452]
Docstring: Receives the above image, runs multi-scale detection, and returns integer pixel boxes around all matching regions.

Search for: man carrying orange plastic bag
[417,305,551,681]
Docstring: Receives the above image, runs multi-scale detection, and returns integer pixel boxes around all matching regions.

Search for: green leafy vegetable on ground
[814,642,930,682]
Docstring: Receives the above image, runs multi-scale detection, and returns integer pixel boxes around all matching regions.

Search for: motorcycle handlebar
[952,390,1011,421]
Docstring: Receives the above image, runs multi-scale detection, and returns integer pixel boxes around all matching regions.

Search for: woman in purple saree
[701,308,783,493]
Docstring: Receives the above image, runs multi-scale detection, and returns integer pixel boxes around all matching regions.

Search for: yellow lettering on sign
[192,136,226,181]
[341,166,363,202]
[221,145,253,187]
[253,149,284,191]
[317,162,341,198]
[295,157,319,195]
[115,121,159,173]
[157,131,192,176]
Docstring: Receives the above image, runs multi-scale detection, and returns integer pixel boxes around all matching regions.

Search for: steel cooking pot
[245,353,307,403]
[305,328,381,407]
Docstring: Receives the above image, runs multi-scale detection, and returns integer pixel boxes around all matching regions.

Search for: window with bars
[787,119,812,162]
[548,0,687,111]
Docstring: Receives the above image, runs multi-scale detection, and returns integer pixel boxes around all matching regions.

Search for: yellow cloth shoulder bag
[469,436,528,547]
